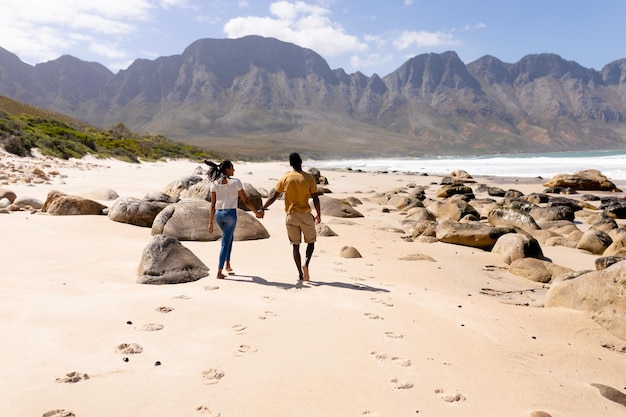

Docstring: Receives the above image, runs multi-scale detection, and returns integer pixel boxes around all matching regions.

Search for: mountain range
[1,35,625,159]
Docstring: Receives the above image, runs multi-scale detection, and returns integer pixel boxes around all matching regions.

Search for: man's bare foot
[225,267,234,275]
[302,265,310,281]
[217,272,227,279]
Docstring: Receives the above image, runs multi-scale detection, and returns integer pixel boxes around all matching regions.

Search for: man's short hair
[289,152,302,169]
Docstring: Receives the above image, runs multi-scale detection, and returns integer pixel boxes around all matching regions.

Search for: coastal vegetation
[0,96,216,163]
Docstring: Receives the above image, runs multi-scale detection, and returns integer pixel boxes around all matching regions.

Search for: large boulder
[152,200,218,241]
[543,169,621,192]
[436,183,475,199]
[435,219,515,251]
[508,258,573,283]
[108,197,169,227]
[576,229,613,255]
[12,196,43,210]
[152,201,269,241]
[529,206,575,222]
[179,178,211,200]
[487,207,540,232]
[162,175,204,200]
[545,261,626,340]
[42,190,107,215]
[137,234,209,284]
[491,233,546,264]
[238,183,263,211]
[0,188,17,203]
[317,196,364,218]
[437,198,479,222]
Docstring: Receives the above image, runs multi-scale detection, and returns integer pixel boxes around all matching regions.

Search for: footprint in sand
[173,295,192,299]
[435,388,466,402]
[141,323,164,331]
[361,411,382,416]
[233,344,258,357]
[391,378,414,389]
[42,410,75,417]
[156,306,174,313]
[194,405,219,416]
[371,297,394,307]
[370,351,387,361]
[258,311,277,320]
[202,368,225,385]
[261,296,275,303]
[204,285,220,291]
[116,343,143,354]
[364,312,383,320]
[391,357,411,367]
[384,331,403,339]
[55,372,89,384]
[232,324,247,333]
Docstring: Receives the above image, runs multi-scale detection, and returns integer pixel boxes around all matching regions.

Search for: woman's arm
[238,189,263,218]
[209,191,217,232]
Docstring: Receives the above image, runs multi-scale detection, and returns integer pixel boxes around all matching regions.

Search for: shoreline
[1,153,626,417]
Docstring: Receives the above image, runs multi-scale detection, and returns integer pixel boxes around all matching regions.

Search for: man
[261,152,321,281]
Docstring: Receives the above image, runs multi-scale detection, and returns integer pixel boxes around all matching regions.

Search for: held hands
[255,209,265,219]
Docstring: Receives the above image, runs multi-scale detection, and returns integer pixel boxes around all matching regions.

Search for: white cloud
[223,1,367,57]
[393,30,458,50]
[404,0,415,5]
[89,42,130,60]
[350,53,393,75]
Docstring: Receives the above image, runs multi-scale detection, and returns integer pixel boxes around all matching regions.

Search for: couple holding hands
[206,153,321,281]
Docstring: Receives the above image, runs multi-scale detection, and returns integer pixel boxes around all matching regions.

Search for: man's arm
[311,193,321,224]
[261,188,282,212]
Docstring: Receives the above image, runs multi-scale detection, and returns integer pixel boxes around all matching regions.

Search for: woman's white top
[210,177,243,210]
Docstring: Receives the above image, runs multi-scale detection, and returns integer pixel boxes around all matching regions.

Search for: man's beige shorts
[285,212,317,244]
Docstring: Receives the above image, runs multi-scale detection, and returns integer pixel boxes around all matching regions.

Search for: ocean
[313,150,626,180]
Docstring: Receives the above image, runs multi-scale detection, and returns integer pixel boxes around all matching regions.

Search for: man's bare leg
[292,244,303,280]
[225,261,234,274]
[302,243,314,281]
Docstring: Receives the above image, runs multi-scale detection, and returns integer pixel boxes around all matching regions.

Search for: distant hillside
[1,35,626,160]
[0,95,215,162]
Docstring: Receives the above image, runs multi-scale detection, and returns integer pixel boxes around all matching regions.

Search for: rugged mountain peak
[384,50,482,93]
[510,53,601,85]
[602,59,626,85]
[180,35,337,87]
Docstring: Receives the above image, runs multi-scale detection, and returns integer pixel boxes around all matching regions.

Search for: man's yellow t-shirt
[275,170,318,214]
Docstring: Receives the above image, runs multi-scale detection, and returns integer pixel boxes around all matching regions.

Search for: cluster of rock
[363,168,626,340]
[3,157,625,340]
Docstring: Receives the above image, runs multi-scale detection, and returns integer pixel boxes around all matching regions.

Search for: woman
[206,160,264,279]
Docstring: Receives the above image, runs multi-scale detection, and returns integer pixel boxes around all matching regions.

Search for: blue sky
[0,0,624,77]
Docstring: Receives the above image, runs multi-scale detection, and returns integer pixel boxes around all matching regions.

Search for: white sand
[1,153,625,417]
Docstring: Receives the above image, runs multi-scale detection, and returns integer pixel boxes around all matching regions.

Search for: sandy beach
[1,152,625,417]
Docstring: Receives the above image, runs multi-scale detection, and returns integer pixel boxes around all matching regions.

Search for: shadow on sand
[224,274,390,293]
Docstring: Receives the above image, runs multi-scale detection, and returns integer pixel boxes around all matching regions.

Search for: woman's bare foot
[302,265,310,281]
[217,270,227,279]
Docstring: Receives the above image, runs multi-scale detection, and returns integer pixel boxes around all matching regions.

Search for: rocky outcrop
[137,234,209,284]
[491,233,546,265]
[543,169,621,192]
[42,190,107,215]
[435,219,515,251]
[108,197,169,227]
[545,261,626,340]
[508,258,573,283]
[318,196,364,218]
[152,201,269,241]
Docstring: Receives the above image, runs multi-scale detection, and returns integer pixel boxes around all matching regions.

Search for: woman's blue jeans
[215,209,237,269]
